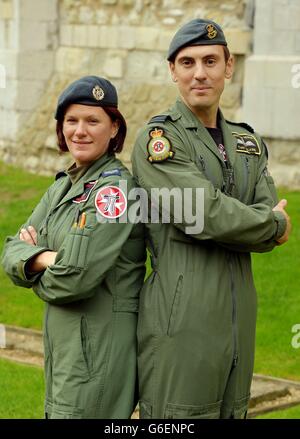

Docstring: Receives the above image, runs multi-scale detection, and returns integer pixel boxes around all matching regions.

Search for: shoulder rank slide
[101,168,122,178]
[147,127,174,163]
[232,132,261,156]
[226,120,255,133]
[148,114,169,124]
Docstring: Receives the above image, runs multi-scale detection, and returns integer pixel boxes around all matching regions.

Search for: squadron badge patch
[95,186,127,219]
[233,132,261,156]
[147,127,174,163]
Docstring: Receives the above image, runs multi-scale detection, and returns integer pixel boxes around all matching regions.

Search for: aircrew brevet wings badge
[233,132,261,155]
[147,127,174,163]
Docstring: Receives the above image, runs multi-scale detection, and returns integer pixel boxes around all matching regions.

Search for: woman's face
[63,104,119,167]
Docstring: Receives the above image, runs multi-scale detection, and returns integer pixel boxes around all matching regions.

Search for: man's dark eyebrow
[177,56,194,63]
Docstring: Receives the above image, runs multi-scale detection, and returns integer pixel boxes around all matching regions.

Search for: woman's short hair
[56,106,127,155]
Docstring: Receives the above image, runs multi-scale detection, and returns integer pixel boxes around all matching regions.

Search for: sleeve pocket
[61,227,93,270]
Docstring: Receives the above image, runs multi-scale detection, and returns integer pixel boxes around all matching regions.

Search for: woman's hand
[19,226,37,245]
[27,251,58,273]
[20,226,57,272]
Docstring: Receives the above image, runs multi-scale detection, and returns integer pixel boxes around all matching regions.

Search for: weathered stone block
[18,51,54,80]
[0,77,17,108]
[0,49,17,79]
[157,29,175,52]
[55,47,88,74]
[72,25,88,47]
[226,29,251,55]
[0,0,13,20]
[126,52,168,80]
[220,83,241,108]
[16,79,45,112]
[87,25,99,48]
[118,26,136,50]
[60,24,73,46]
[135,27,160,51]
[18,0,57,21]
[18,21,50,51]
[98,26,119,49]
[103,56,123,78]
[102,0,117,4]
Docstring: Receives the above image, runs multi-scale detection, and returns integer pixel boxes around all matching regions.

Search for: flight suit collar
[173,98,236,166]
[55,153,116,209]
[174,99,224,163]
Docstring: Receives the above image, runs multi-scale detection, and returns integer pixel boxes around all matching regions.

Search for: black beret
[55,75,118,120]
[167,19,227,61]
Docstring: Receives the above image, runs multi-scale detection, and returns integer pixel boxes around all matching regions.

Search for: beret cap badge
[92,84,105,101]
[206,24,218,39]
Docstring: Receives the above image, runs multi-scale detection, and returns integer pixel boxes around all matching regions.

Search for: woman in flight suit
[2,76,146,419]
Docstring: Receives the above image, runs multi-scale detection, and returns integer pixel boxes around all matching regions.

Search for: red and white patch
[95,186,127,219]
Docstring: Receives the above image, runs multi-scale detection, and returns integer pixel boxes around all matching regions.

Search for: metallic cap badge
[206,24,218,39]
[92,84,105,101]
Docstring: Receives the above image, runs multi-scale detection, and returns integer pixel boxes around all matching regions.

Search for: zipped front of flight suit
[240,156,250,201]
[229,256,238,367]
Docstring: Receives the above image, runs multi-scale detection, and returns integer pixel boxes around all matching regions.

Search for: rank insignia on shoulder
[233,132,261,156]
[101,168,122,178]
[147,127,174,163]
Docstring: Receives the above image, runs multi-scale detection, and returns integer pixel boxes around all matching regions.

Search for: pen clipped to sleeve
[73,211,86,229]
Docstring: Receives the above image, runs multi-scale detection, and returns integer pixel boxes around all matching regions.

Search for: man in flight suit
[132,19,291,419]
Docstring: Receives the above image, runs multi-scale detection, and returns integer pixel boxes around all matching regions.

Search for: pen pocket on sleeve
[63,228,92,270]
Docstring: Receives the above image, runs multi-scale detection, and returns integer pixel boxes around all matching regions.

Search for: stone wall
[243,0,300,188]
[0,0,57,165]
[0,0,251,175]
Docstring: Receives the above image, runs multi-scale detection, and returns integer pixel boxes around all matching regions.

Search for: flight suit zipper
[229,256,238,367]
[198,155,218,186]
[240,156,250,200]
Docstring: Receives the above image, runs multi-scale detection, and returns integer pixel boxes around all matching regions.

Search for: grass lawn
[0,161,299,380]
[252,190,300,381]
[0,353,300,419]
[255,404,300,419]
[0,161,52,329]
[0,358,44,418]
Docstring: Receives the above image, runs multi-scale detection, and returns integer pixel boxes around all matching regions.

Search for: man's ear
[169,61,177,82]
[225,55,234,80]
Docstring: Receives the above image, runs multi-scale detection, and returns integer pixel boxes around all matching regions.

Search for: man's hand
[273,199,291,245]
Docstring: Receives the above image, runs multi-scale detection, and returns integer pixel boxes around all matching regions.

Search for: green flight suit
[131,99,286,419]
[2,153,146,419]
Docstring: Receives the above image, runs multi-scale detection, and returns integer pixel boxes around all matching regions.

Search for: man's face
[169,45,233,113]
